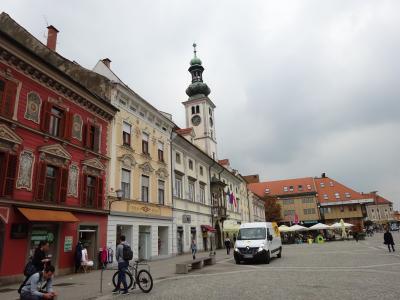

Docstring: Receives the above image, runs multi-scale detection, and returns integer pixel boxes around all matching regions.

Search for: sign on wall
[64,236,73,252]
[182,215,191,223]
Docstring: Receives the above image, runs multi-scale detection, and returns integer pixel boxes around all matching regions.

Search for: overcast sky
[2,1,399,208]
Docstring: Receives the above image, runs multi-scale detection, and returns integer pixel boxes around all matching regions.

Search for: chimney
[321,173,326,178]
[102,58,111,68]
[46,25,59,51]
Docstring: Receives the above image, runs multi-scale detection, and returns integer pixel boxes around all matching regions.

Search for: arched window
[191,106,195,115]
[196,105,200,113]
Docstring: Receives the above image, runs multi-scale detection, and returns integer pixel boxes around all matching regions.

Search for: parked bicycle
[112,260,153,293]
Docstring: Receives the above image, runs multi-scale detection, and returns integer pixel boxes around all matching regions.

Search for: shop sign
[10,223,28,239]
[182,215,191,223]
[128,203,161,216]
[31,230,54,243]
[64,236,73,252]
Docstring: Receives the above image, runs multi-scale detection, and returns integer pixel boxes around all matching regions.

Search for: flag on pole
[226,189,232,204]
[233,193,237,208]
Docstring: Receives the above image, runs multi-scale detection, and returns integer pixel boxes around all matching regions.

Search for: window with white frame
[188,180,195,201]
[122,122,131,146]
[142,132,149,155]
[121,169,131,199]
[335,192,340,199]
[323,194,328,200]
[158,141,164,162]
[158,180,165,205]
[141,175,149,202]
[174,174,183,198]
[199,183,206,204]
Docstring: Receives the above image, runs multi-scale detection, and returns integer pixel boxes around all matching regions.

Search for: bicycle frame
[127,261,151,289]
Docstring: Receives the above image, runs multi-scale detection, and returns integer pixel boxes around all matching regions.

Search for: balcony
[212,206,227,220]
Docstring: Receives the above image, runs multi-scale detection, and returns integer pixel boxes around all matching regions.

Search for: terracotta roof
[218,159,230,166]
[314,177,368,204]
[175,128,193,135]
[248,177,316,198]
[362,193,392,205]
[243,175,260,184]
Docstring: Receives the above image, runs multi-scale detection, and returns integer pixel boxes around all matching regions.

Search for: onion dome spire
[186,43,211,97]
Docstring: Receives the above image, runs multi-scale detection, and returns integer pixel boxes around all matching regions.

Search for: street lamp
[109,189,123,214]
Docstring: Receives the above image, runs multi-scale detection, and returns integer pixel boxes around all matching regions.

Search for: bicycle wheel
[112,270,134,290]
[137,269,153,293]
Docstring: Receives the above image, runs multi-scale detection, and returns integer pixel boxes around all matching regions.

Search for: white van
[234,222,282,264]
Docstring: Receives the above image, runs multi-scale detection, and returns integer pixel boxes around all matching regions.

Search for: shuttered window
[0,151,18,197]
[35,161,68,203]
[121,169,131,199]
[40,101,72,140]
[141,175,149,202]
[0,78,17,118]
[83,123,100,152]
[122,122,131,146]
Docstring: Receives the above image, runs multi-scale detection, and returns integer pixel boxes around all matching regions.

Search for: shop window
[122,122,131,146]
[84,123,101,152]
[81,174,103,208]
[142,132,149,155]
[158,142,164,162]
[41,101,73,140]
[141,175,149,202]
[121,169,131,199]
[35,161,68,203]
[0,151,18,197]
[0,77,17,118]
[158,180,165,205]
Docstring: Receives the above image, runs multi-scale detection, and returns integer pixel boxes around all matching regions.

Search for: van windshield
[237,228,266,240]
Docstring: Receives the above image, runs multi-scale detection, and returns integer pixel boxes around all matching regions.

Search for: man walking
[20,265,57,300]
[113,235,132,295]
[384,228,395,252]
[224,236,231,255]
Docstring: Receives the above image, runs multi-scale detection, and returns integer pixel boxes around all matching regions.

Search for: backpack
[18,271,46,294]
[23,259,37,277]
[122,244,133,261]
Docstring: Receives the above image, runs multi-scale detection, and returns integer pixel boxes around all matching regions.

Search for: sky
[2,1,399,208]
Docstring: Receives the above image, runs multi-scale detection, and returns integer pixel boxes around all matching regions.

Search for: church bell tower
[183,44,218,160]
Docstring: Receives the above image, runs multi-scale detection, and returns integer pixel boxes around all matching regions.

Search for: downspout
[170,130,176,256]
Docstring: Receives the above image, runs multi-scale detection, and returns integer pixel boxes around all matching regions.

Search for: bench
[176,255,216,274]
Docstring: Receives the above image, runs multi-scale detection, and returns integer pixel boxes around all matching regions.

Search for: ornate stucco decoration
[72,114,83,141]
[82,157,105,177]
[118,153,136,169]
[38,143,71,167]
[156,167,169,180]
[25,92,41,123]
[139,162,154,175]
[0,124,22,152]
[67,164,79,198]
[16,150,35,191]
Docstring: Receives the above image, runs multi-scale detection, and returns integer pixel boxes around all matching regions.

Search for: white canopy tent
[278,225,291,232]
[289,224,309,232]
[330,222,354,229]
[309,223,332,230]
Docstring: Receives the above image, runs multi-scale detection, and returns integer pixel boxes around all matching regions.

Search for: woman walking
[384,228,395,252]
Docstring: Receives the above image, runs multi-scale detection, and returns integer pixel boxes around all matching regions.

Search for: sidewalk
[0,249,232,300]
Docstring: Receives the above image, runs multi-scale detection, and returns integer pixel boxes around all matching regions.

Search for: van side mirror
[268,234,273,241]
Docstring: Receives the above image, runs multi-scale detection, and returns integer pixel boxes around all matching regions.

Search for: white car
[234,222,282,264]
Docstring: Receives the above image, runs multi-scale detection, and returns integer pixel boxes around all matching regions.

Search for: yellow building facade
[93,59,175,260]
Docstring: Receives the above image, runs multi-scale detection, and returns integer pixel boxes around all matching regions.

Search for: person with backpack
[112,235,132,295]
[19,264,57,300]
[32,241,51,272]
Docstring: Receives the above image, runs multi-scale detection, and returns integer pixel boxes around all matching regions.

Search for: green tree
[264,196,282,222]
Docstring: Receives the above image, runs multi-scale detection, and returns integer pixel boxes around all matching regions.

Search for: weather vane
[193,42,197,57]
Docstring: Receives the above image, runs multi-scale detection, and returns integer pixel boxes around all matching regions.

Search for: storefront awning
[201,225,216,232]
[18,208,79,222]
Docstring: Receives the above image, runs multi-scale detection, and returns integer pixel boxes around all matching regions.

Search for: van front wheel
[265,251,270,264]
[235,259,240,264]
[277,247,282,258]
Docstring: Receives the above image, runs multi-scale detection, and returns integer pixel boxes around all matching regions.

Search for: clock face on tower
[191,115,201,126]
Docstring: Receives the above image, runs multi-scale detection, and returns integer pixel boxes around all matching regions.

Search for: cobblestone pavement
[1,233,399,300]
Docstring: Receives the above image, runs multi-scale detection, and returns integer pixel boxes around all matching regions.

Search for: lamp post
[109,189,123,215]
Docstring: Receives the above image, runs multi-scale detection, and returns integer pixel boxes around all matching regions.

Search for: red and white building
[0,13,117,284]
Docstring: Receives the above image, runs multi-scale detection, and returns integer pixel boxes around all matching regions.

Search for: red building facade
[0,13,117,284]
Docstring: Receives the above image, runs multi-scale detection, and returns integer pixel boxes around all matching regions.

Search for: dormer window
[289,186,294,192]
[298,185,303,191]
[283,186,288,192]
[329,181,334,187]
[265,188,270,194]
[323,194,328,200]
[307,185,311,190]
[320,182,325,188]
[335,192,340,199]
[345,192,351,198]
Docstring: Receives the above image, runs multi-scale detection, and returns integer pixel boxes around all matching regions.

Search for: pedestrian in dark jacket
[74,241,83,273]
[32,241,50,272]
[224,237,231,255]
[384,229,395,252]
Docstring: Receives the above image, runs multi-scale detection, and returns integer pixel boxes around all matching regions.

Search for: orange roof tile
[314,177,369,204]
[248,177,316,198]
